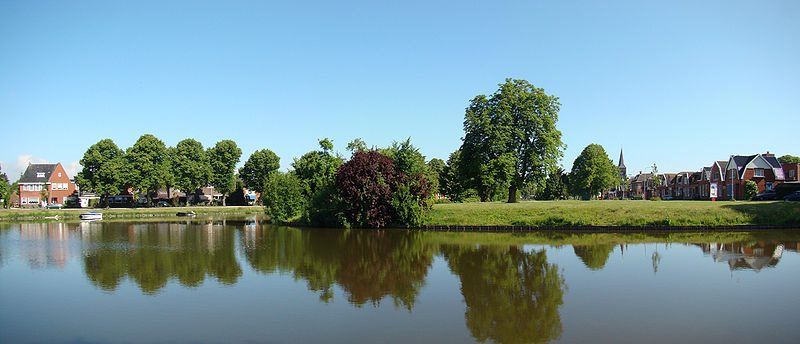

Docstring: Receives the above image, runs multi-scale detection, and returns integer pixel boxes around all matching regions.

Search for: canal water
[1,217,798,343]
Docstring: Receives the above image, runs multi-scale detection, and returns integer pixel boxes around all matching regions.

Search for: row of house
[618,151,799,200]
[14,163,259,208]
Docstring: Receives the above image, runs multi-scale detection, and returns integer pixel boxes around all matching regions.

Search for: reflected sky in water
[1,218,799,343]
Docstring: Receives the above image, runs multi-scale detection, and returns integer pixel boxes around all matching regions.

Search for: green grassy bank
[0,206,264,221]
[427,200,800,227]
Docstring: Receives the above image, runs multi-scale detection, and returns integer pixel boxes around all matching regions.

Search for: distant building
[783,162,800,182]
[18,163,76,207]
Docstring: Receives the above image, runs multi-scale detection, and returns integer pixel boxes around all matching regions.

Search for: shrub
[335,150,431,228]
[744,180,758,200]
[336,151,399,228]
[262,172,306,224]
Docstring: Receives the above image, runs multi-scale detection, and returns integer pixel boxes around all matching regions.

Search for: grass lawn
[427,200,800,227]
[0,206,264,221]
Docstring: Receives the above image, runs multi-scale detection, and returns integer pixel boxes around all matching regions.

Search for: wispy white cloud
[7,155,50,180]
[65,161,81,178]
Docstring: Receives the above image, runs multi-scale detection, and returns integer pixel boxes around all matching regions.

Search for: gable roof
[18,164,58,183]
[728,154,784,179]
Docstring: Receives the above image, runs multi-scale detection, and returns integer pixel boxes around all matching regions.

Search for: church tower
[618,148,627,179]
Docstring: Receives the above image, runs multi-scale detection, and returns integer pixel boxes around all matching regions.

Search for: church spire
[618,148,626,168]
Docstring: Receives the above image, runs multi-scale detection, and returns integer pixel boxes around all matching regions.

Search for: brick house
[656,173,676,199]
[708,160,729,200]
[783,162,800,182]
[725,153,784,200]
[18,163,76,207]
[629,172,653,199]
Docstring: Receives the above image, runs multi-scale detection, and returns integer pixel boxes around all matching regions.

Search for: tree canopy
[126,134,172,199]
[76,139,127,197]
[778,155,800,164]
[570,144,618,199]
[0,165,9,208]
[459,79,564,203]
[207,140,242,205]
[239,149,280,194]
[173,139,211,204]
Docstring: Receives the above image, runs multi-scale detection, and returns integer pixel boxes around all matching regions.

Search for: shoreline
[0,206,264,222]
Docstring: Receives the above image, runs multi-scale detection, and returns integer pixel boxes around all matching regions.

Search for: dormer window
[36,172,45,178]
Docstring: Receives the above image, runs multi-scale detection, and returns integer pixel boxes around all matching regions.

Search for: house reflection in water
[698,241,797,271]
[18,222,74,269]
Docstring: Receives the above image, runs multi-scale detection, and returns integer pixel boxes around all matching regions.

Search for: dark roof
[764,156,781,169]
[618,149,625,168]
[715,160,728,170]
[18,164,58,183]
[631,173,652,183]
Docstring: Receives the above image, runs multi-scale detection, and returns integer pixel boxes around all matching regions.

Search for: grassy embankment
[0,206,264,222]
[427,200,800,227]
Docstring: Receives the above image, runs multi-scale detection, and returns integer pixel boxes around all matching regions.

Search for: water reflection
[442,245,565,344]
[698,241,791,271]
[82,221,241,294]
[242,227,434,308]
[2,221,800,343]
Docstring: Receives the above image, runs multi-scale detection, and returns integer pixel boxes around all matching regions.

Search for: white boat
[80,212,103,221]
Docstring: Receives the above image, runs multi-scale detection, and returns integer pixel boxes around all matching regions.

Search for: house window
[754,169,764,177]
[766,182,773,191]
[36,172,45,178]
[58,172,62,177]
[790,170,796,178]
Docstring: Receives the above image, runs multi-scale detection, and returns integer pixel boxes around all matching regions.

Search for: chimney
[764,151,774,157]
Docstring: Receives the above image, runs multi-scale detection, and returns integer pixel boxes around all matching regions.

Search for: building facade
[17,163,76,207]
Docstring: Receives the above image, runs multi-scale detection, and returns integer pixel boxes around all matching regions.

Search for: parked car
[157,201,173,207]
[46,203,64,209]
[784,191,800,202]
[753,190,777,201]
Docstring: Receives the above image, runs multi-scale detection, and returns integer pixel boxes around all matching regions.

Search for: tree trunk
[222,193,226,206]
[507,184,518,203]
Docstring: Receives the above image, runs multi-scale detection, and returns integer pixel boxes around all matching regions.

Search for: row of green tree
[77,135,244,206]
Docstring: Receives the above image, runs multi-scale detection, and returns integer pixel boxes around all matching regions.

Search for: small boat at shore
[176,211,197,217]
[80,212,103,221]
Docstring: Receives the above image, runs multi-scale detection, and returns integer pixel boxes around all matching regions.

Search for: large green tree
[262,172,306,224]
[460,79,564,203]
[76,139,127,204]
[426,158,446,196]
[570,144,618,199]
[292,138,343,199]
[778,154,800,164]
[126,134,172,204]
[239,149,280,195]
[173,139,211,206]
[207,140,242,206]
[382,138,427,177]
[292,139,345,226]
[0,165,9,208]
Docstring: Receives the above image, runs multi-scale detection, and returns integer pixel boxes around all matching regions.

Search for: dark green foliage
[440,150,476,202]
[744,180,758,200]
[262,172,306,224]
[207,140,242,205]
[570,144,618,199]
[426,158,446,196]
[382,138,427,177]
[126,134,172,201]
[239,149,280,194]
[778,155,800,164]
[0,165,9,208]
[173,139,211,205]
[292,139,346,226]
[540,169,568,200]
[459,79,565,203]
[77,139,127,199]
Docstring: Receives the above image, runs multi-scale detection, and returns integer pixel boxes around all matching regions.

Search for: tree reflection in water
[442,245,566,344]
[242,227,434,309]
[83,221,241,294]
[572,244,615,270]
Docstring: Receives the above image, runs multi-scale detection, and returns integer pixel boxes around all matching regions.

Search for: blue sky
[1,0,798,179]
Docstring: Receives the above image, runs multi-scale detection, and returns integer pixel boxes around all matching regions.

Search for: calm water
[1,218,799,343]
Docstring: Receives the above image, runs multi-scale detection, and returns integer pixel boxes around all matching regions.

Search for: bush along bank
[262,139,434,229]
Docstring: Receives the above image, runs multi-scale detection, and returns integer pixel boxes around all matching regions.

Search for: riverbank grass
[428,200,800,227]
